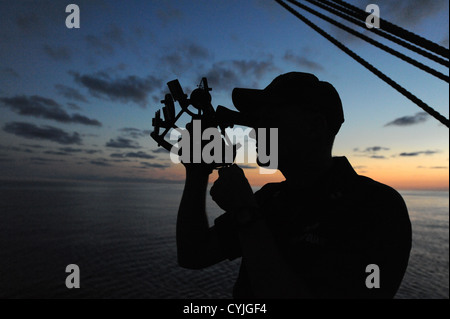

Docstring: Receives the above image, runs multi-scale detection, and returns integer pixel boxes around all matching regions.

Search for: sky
[0,0,448,190]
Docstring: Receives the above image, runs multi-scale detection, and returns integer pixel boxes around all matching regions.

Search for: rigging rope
[304,0,449,67]
[327,0,449,59]
[275,0,449,128]
[287,0,449,82]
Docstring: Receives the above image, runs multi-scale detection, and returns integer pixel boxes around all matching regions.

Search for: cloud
[58,147,82,153]
[232,59,277,80]
[72,72,162,107]
[204,64,241,91]
[42,147,102,156]
[70,114,102,126]
[385,112,429,127]
[15,12,40,32]
[0,144,34,153]
[205,58,279,91]
[84,24,125,56]
[30,157,65,164]
[283,51,324,71]
[3,122,82,145]
[0,67,19,78]
[0,95,101,126]
[417,165,448,169]
[110,153,124,158]
[363,146,390,153]
[110,159,131,163]
[152,148,170,154]
[106,137,141,149]
[376,0,447,27]
[353,165,368,173]
[353,146,390,159]
[430,166,448,169]
[119,127,150,139]
[67,102,82,110]
[139,161,170,169]
[55,84,89,103]
[90,160,112,167]
[12,1,63,36]
[3,2,85,41]
[20,144,45,149]
[318,0,448,46]
[161,42,211,73]
[156,4,184,26]
[43,44,71,61]
[110,151,155,159]
[44,150,69,156]
[84,149,102,154]
[104,24,125,46]
[399,150,440,157]
[85,34,114,56]
[65,174,183,184]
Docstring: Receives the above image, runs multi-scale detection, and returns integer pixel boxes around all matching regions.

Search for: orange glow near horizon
[158,157,448,191]
[242,166,449,191]
[348,154,449,191]
[357,165,449,191]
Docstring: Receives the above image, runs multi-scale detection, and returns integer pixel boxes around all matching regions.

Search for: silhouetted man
[176,72,412,298]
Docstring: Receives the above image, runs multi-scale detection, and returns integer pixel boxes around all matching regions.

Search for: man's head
[232,72,344,173]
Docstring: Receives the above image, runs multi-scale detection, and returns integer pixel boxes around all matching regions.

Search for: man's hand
[179,121,215,175]
[210,164,257,212]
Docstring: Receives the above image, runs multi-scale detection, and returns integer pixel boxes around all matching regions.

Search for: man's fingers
[217,166,235,180]
[210,179,223,198]
[218,164,243,177]
[231,164,244,174]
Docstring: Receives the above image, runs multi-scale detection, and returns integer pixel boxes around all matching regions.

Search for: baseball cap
[232,72,344,135]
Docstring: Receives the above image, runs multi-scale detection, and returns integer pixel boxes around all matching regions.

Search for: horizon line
[0,177,448,192]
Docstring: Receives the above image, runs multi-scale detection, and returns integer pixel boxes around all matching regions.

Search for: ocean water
[0,181,447,299]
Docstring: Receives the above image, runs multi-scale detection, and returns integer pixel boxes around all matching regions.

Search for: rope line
[275,0,449,128]
[328,0,449,59]
[303,0,449,67]
[287,0,449,82]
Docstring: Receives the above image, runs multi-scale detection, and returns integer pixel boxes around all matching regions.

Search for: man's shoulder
[351,174,406,208]
[334,156,406,209]
[335,158,410,231]
[348,174,411,240]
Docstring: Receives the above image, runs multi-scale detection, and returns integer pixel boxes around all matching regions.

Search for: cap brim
[232,88,269,113]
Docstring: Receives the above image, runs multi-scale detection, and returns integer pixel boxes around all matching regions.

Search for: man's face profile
[252,104,323,169]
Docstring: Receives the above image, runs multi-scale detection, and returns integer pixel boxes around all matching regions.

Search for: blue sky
[0,0,448,189]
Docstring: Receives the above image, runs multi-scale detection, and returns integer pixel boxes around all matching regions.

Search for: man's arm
[176,167,227,269]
